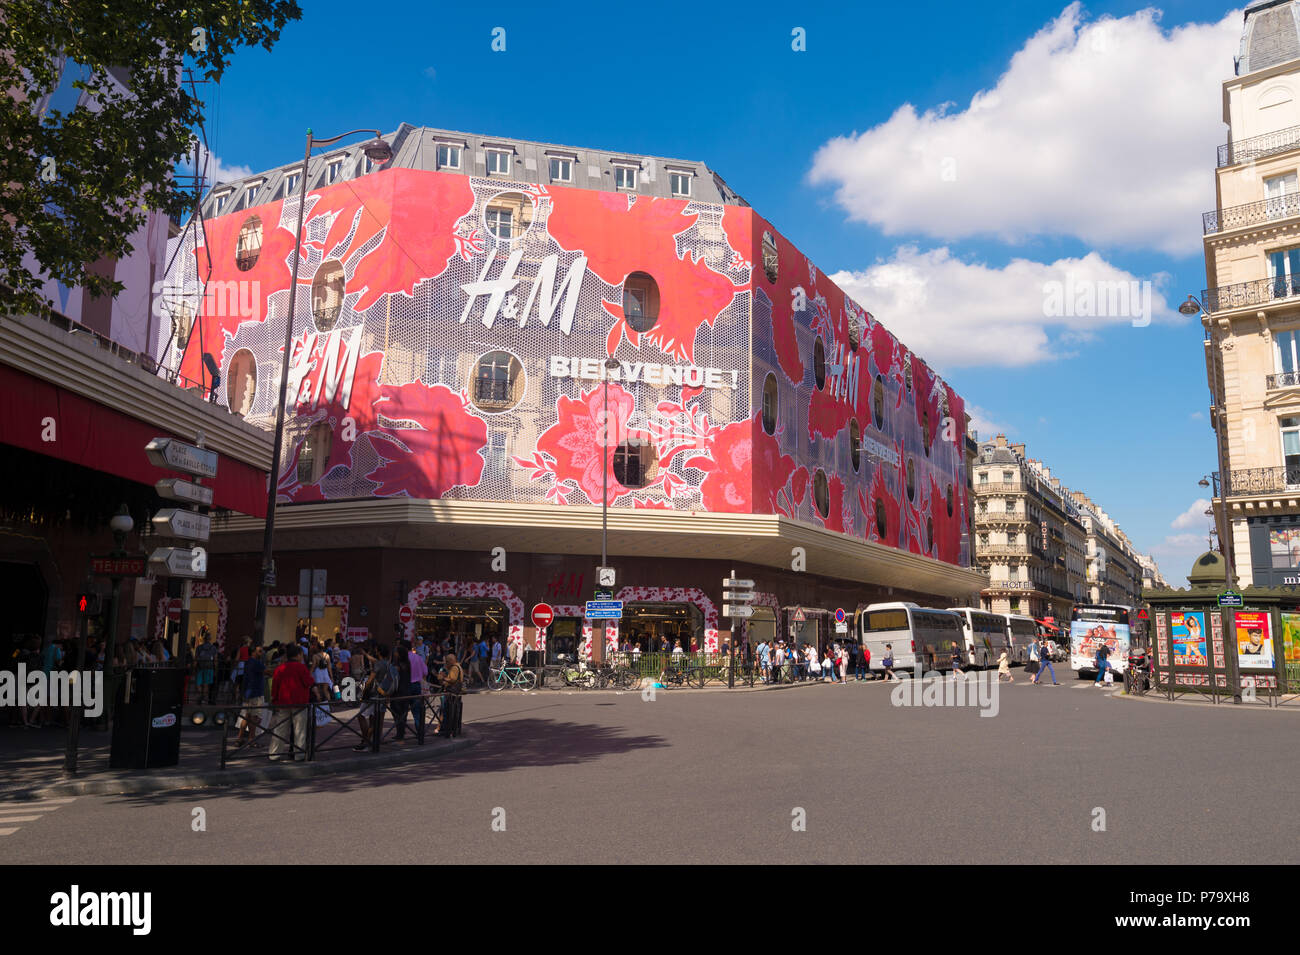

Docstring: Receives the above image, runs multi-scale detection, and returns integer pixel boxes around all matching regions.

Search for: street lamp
[598,356,620,665]
[252,128,393,648]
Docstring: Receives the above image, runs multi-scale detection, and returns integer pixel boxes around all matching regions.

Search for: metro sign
[90,555,147,577]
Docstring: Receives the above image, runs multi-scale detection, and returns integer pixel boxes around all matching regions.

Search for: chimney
[994,434,1007,448]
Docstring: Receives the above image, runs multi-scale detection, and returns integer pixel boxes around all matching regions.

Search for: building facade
[160,123,986,656]
[1201,0,1300,589]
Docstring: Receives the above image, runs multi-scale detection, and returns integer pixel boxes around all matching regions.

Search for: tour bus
[1069,604,1132,676]
[1003,614,1040,665]
[858,602,964,675]
[947,607,1011,668]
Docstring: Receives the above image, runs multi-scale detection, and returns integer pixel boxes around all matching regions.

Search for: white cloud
[828,245,1177,369]
[179,143,252,188]
[1171,498,1212,530]
[424,66,437,80]
[1150,532,1210,583]
[966,404,1011,440]
[807,4,1238,255]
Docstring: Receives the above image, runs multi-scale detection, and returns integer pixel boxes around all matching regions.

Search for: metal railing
[976,545,1033,557]
[1223,464,1300,496]
[473,377,510,402]
[975,512,1031,524]
[219,690,462,768]
[1218,125,1300,167]
[1203,192,1300,234]
[1266,371,1300,389]
[1203,275,1300,313]
[973,482,1025,494]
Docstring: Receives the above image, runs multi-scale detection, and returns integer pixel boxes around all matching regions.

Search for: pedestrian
[391,642,414,740]
[1093,643,1111,687]
[434,653,464,736]
[193,633,217,704]
[881,643,895,681]
[1027,637,1042,684]
[950,646,964,680]
[237,645,266,746]
[355,644,394,751]
[997,649,1013,683]
[1038,638,1060,685]
[862,643,872,680]
[838,645,848,683]
[406,640,428,742]
[268,644,314,761]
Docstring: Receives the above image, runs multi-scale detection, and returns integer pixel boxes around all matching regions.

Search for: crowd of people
[753,639,868,683]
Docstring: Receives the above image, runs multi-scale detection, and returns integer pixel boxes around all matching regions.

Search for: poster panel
[1234,611,1275,670]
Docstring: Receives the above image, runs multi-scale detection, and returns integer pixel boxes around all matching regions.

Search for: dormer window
[244,180,263,207]
[614,164,637,191]
[669,170,692,197]
[486,148,511,176]
[283,173,300,196]
[327,158,343,184]
[436,143,462,170]
[213,191,231,215]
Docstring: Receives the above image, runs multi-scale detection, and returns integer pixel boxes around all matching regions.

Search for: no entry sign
[532,603,554,628]
[167,598,182,623]
[398,606,413,625]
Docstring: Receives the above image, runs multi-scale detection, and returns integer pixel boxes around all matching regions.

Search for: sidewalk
[0,719,477,800]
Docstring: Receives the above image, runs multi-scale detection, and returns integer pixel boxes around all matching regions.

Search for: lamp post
[251,129,392,648]
[597,356,620,665]
[1179,294,1235,591]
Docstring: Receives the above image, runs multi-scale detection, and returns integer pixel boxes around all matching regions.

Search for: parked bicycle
[595,663,639,689]
[659,661,688,686]
[488,664,538,691]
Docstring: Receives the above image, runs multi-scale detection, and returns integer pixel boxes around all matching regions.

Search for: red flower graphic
[367,382,487,498]
[535,383,643,506]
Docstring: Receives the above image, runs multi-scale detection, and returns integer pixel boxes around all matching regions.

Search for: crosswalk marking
[0,798,75,836]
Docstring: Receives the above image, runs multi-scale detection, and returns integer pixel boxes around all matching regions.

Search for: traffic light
[77,593,102,615]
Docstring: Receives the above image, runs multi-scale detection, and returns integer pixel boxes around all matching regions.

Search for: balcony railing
[977,544,1033,557]
[1267,371,1300,389]
[975,511,1031,524]
[1218,124,1300,167]
[973,482,1025,494]
[1223,465,1300,497]
[1203,275,1300,313]
[1203,192,1300,234]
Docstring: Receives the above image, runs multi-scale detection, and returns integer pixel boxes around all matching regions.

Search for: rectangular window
[214,192,230,214]
[1002,470,1014,483]
[1267,173,1298,220]
[327,159,343,184]
[486,149,511,175]
[364,155,375,175]
[549,157,572,182]
[485,207,513,240]
[1283,417,1300,484]
[436,144,461,170]
[1268,245,1300,299]
[978,471,988,484]
[670,172,691,197]
[615,166,637,190]
[283,173,299,196]
[1278,330,1299,378]
[245,181,262,207]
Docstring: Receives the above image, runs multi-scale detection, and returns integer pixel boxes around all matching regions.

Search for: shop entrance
[415,597,506,660]
[622,602,704,653]
[0,561,46,668]
[547,617,582,664]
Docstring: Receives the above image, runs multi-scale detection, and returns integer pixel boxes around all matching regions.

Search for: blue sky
[196,0,1247,580]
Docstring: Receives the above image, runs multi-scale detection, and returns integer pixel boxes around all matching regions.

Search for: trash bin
[110,666,185,768]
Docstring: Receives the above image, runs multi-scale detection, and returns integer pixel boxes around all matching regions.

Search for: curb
[0,730,480,800]
[515,677,881,696]
[1108,688,1300,712]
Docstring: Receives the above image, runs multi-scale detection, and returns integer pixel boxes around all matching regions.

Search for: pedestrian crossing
[0,797,76,836]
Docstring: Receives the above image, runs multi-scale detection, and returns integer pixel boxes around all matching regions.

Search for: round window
[762,373,778,436]
[311,260,345,331]
[873,376,885,430]
[482,191,534,241]
[227,349,257,416]
[235,216,263,272]
[813,338,826,391]
[623,272,660,333]
[906,458,916,502]
[814,469,830,519]
[471,350,525,412]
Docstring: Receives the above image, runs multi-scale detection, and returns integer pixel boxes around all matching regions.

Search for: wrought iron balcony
[474,377,511,403]
[1203,192,1300,234]
[1202,275,1300,313]
[1223,464,1300,497]
[976,544,1033,557]
[975,511,1031,524]
[1218,124,1300,167]
[1267,371,1300,389]
[973,482,1025,494]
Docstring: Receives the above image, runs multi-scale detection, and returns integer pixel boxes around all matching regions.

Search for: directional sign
[1217,591,1244,609]
[532,603,555,628]
[90,555,147,577]
[585,600,623,619]
[155,477,214,507]
[152,508,211,541]
[148,546,207,579]
[723,578,755,589]
[724,604,754,618]
[145,437,218,478]
[723,590,757,603]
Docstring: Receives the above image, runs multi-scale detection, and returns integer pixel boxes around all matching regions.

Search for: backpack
[376,661,399,697]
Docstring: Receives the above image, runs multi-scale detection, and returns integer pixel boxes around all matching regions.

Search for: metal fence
[219,690,463,768]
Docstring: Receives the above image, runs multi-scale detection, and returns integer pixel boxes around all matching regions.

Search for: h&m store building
[163,123,985,656]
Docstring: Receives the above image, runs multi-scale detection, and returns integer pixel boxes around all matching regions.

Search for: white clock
[598,566,616,587]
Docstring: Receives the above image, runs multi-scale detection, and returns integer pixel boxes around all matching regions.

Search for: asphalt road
[2,674,1296,864]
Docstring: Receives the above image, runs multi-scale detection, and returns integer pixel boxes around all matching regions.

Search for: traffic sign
[155,477,215,507]
[1136,609,1148,619]
[152,508,211,541]
[835,622,848,634]
[722,578,755,589]
[167,598,182,622]
[585,600,623,619]
[793,607,807,623]
[145,437,218,478]
[834,608,846,624]
[532,603,555,628]
[148,546,207,578]
[91,555,147,577]
[398,606,414,625]
[724,604,754,618]
[1217,591,1244,609]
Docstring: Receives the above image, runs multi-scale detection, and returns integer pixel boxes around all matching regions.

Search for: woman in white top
[809,649,821,679]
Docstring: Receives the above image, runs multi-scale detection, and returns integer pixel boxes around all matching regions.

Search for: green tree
[0,0,301,317]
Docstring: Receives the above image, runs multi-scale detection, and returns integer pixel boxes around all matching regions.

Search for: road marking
[0,798,75,836]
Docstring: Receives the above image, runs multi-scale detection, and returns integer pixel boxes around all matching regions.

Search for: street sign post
[724,604,754,618]
[1217,591,1244,609]
[145,437,218,478]
[298,568,327,619]
[584,600,623,620]
[721,571,756,688]
[151,508,211,541]
[154,478,215,507]
[532,603,555,629]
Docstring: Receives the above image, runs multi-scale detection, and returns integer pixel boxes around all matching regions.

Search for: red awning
[1036,619,1061,633]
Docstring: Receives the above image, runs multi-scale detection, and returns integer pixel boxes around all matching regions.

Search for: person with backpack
[881,644,895,681]
[1027,637,1041,684]
[355,644,395,751]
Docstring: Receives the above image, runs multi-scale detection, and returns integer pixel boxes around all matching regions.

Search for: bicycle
[488,665,537,691]
[558,662,597,689]
[659,660,688,686]
[591,664,638,689]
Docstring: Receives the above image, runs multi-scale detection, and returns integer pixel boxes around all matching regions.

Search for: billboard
[1069,620,1130,671]
[162,166,969,565]
[1282,612,1300,667]
[1169,611,1207,666]
[1234,611,1275,670]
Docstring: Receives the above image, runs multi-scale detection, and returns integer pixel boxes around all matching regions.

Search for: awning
[1036,618,1061,633]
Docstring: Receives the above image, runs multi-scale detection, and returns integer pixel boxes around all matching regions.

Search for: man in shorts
[236,645,266,747]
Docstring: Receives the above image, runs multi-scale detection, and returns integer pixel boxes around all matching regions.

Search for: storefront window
[415,597,506,660]
[621,602,703,652]
[265,605,344,646]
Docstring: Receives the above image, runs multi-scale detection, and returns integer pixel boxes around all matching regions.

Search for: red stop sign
[167,598,182,623]
[398,606,413,624]
[532,603,554,628]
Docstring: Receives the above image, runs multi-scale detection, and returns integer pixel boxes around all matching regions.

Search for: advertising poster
[1069,620,1130,669]
[1280,612,1300,666]
[1270,528,1300,568]
[1234,611,1275,670]
[1169,611,1207,666]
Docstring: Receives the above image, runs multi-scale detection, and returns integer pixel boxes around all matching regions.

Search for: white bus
[947,607,1011,668]
[1003,614,1039,665]
[1069,604,1132,676]
[858,603,964,675]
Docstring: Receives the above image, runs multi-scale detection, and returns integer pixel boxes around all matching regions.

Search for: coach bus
[1069,604,1132,676]
[947,607,1011,668]
[858,603,964,675]
[1003,613,1040,666]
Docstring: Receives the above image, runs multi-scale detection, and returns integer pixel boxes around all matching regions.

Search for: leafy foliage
[0,0,301,316]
